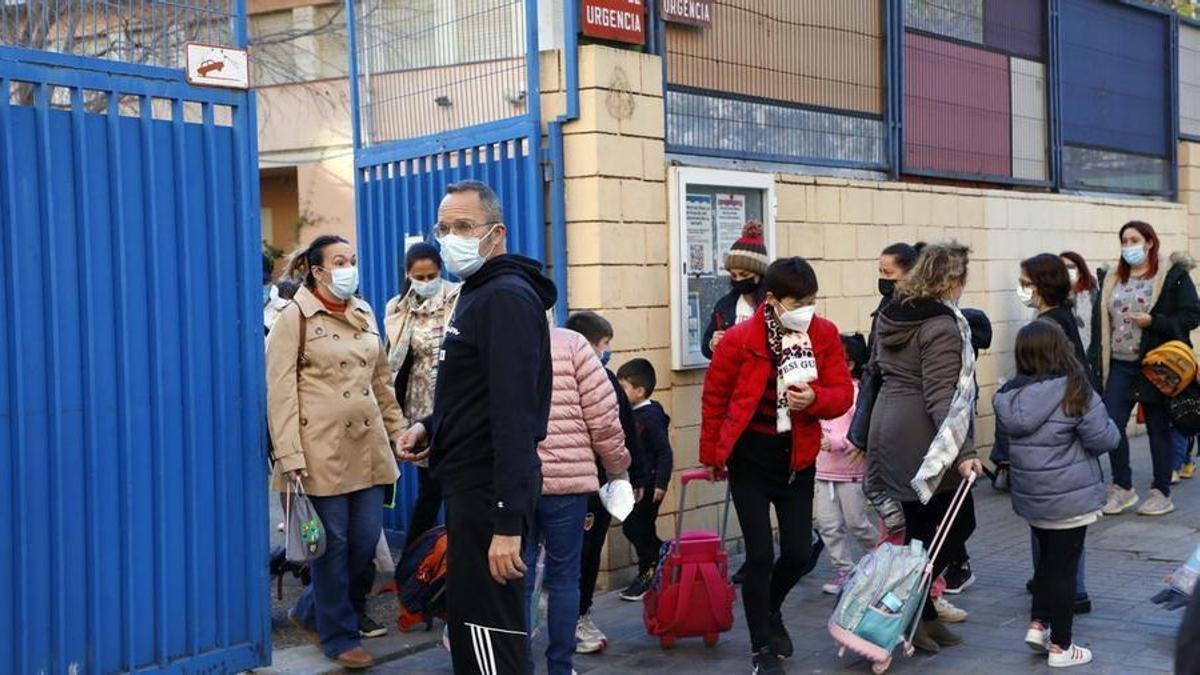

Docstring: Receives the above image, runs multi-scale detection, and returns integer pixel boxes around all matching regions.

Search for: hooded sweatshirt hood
[876,297,955,350]
[466,254,558,310]
[993,376,1066,437]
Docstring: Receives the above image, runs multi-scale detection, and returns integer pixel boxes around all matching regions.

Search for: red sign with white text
[581,0,646,45]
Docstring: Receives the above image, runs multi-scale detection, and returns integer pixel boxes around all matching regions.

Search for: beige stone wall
[555,45,1192,587]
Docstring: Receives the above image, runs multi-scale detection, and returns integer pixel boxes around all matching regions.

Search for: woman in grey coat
[993,321,1120,669]
[866,241,982,653]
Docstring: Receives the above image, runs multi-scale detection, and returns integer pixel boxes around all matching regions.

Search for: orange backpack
[1142,340,1198,397]
[395,525,449,632]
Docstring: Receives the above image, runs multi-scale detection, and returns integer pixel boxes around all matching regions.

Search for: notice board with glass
[669,167,776,370]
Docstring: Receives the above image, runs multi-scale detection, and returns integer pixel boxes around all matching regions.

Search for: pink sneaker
[822,569,851,595]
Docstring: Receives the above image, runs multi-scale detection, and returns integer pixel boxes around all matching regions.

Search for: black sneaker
[619,569,654,601]
[358,612,388,639]
[732,562,747,585]
[751,647,785,675]
[768,611,793,658]
[1074,594,1092,615]
[942,561,975,595]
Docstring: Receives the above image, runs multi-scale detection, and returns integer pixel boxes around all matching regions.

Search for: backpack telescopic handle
[674,469,732,547]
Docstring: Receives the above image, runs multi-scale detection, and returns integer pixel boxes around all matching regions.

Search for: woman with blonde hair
[866,241,982,653]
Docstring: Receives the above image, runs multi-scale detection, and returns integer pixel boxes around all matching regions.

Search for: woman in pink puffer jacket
[524,327,630,675]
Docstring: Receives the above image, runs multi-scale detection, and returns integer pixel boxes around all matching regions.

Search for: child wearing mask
[700,257,854,674]
[993,321,1120,668]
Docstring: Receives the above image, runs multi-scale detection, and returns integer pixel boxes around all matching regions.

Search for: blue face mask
[600,350,612,367]
[1122,244,1148,267]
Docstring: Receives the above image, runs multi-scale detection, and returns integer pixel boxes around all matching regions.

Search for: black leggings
[579,492,613,615]
[730,460,814,651]
[1031,525,1087,649]
[902,488,977,622]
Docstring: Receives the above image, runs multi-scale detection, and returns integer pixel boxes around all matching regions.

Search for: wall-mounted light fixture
[435,95,452,107]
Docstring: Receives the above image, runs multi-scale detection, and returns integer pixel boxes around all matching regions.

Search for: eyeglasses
[433,219,500,239]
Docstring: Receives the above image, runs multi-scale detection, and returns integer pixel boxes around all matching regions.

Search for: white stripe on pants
[813,479,881,572]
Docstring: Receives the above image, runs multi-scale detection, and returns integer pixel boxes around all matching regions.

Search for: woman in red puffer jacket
[700,257,853,674]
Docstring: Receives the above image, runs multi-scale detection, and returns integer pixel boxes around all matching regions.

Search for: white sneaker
[934,597,968,623]
[575,614,607,654]
[1048,643,1093,668]
[1102,485,1139,515]
[1137,488,1175,516]
[1024,622,1049,653]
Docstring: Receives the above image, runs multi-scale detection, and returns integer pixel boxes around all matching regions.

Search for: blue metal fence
[0,4,266,673]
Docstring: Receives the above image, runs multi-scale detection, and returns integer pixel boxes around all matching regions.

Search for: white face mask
[1067,268,1080,286]
[1016,283,1037,309]
[440,226,497,278]
[327,266,359,300]
[410,277,443,299]
[776,303,816,333]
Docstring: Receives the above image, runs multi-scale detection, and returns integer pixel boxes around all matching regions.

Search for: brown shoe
[335,646,375,670]
[923,619,963,647]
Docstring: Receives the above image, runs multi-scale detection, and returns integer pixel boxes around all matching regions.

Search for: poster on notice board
[685,194,714,275]
[714,193,746,276]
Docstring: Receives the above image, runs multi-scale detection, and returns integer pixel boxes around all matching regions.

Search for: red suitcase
[643,469,735,649]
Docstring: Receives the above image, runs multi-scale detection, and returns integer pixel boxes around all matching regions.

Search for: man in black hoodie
[398,180,555,675]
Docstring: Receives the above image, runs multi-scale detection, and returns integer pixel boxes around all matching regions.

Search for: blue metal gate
[346,0,548,539]
[0,3,268,673]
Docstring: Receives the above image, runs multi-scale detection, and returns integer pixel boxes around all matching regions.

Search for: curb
[257,629,443,673]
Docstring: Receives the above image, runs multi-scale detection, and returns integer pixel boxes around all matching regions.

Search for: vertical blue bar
[1171,12,1181,199]
[345,0,363,150]
[0,75,29,675]
[232,91,270,663]
[170,97,200,655]
[1048,0,1063,191]
[69,84,102,674]
[104,90,136,673]
[136,93,169,666]
[32,80,66,671]
[201,102,232,650]
[885,0,900,179]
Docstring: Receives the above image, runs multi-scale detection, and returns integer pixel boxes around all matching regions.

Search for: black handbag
[847,363,880,450]
[1169,383,1200,436]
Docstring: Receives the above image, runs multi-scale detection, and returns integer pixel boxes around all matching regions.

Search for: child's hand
[849,447,866,465]
[819,436,831,452]
[653,488,666,504]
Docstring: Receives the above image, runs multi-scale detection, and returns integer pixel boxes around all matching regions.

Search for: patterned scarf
[765,307,818,434]
[910,301,977,504]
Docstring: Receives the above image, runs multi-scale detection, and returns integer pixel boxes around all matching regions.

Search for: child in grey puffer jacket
[993,321,1120,669]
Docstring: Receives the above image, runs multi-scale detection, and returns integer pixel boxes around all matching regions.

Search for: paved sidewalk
[376,437,1193,673]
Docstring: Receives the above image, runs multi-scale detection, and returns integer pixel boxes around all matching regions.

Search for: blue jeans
[1103,360,1174,496]
[1172,427,1192,471]
[522,493,588,675]
[1031,531,1087,598]
[293,486,385,658]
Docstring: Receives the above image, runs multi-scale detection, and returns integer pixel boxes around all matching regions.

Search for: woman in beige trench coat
[267,234,407,670]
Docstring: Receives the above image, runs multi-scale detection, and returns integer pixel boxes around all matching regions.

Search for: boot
[912,621,940,654]
[923,619,963,647]
[335,646,375,670]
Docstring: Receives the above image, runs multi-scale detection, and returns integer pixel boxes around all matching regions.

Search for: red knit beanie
[724,220,768,276]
